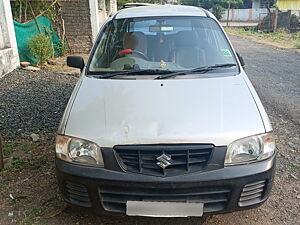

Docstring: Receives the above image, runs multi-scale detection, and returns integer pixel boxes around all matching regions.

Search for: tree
[180,0,243,20]
[180,0,201,7]
[117,0,161,9]
[180,0,243,9]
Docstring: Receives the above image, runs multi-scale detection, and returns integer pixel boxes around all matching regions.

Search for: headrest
[123,32,147,50]
[175,31,198,47]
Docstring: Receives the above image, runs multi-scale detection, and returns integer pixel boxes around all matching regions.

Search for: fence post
[274,10,278,32]
[0,136,4,170]
[226,1,231,27]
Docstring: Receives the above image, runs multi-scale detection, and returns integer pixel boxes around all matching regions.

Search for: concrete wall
[108,0,117,15]
[0,0,19,77]
[221,8,269,22]
[291,10,300,16]
[98,0,108,26]
[98,0,117,26]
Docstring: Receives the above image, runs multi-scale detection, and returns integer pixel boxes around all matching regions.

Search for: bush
[59,42,68,56]
[295,43,300,49]
[29,33,53,65]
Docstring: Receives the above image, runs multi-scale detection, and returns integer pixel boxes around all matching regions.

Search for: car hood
[65,75,265,147]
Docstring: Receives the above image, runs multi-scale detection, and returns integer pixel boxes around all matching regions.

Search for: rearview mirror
[67,56,85,71]
[236,52,245,67]
[149,25,174,32]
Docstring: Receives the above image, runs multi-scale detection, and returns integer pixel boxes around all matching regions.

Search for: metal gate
[258,12,276,32]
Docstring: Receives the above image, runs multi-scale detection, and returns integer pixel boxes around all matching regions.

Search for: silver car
[55,5,276,218]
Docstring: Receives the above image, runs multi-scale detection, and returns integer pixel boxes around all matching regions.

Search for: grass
[0,142,37,174]
[11,156,30,169]
[4,142,35,153]
[3,143,15,154]
[18,143,34,153]
[31,125,43,133]
[21,208,41,225]
[225,27,300,49]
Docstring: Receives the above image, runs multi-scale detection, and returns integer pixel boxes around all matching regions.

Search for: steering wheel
[118,49,149,61]
[131,50,149,61]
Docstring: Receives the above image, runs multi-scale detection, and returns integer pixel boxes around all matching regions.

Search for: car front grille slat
[240,188,264,197]
[239,180,266,207]
[114,144,213,176]
[64,181,91,207]
[100,187,230,197]
[99,184,230,213]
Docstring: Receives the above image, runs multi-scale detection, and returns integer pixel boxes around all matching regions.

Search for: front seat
[123,32,148,56]
[174,31,203,68]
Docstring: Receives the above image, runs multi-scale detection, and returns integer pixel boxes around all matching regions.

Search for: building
[277,0,300,11]
[59,0,117,53]
[252,0,276,8]
[0,0,19,77]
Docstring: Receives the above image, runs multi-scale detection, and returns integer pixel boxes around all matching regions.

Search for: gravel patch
[0,69,77,140]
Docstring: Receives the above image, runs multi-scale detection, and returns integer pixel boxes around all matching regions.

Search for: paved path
[220,21,258,27]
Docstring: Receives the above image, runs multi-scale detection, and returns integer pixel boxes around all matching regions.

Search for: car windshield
[88,16,238,76]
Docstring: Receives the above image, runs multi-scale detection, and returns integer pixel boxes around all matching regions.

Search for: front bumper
[56,154,276,216]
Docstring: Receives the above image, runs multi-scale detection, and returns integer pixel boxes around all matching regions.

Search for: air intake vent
[99,184,230,214]
[64,181,91,207]
[239,180,266,207]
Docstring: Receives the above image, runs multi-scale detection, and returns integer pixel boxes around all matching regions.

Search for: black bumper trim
[56,154,275,216]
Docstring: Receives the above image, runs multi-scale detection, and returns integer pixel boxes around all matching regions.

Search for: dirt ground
[0,35,299,225]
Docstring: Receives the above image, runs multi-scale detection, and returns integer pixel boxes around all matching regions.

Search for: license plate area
[126,201,204,217]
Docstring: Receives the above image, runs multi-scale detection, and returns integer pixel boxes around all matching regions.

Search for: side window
[95,32,108,59]
[90,23,114,69]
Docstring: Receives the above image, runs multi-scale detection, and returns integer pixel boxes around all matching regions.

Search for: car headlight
[225,133,275,166]
[56,135,104,167]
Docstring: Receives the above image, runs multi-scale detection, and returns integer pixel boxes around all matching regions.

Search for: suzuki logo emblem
[156,154,172,169]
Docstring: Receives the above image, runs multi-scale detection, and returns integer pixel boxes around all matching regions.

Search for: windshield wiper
[155,63,237,80]
[97,69,173,79]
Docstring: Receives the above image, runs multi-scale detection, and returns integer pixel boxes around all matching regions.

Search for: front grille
[114,144,213,176]
[64,181,91,207]
[99,184,230,214]
[239,180,266,207]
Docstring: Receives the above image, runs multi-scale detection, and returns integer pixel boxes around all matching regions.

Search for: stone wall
[0,0,19,77]
[59,0,95,53]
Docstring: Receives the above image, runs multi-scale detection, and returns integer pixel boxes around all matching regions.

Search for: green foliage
[180,0,243,9]
[59,42,68,56]
[294,42,300,49]
[12,0,67,57]
[180,0,243,20]
[12,0,59,24]
[11,156,28,169]
[225,27,300,50]
[180,0,201,6]
[117,0,160,9]
[29,33,53,65]
[3,144,14,155]
[212,4,226,20]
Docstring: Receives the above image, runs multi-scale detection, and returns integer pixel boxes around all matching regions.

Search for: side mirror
[67,56,85,71]
[236,52,245,67]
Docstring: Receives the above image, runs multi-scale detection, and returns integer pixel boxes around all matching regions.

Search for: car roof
[115,5,210,19]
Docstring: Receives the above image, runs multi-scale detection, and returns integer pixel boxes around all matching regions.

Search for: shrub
[29,33,53,65]
[59,42,68,56]
[295,43,300,49]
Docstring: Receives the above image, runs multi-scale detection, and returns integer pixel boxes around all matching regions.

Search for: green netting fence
[14,16,62,64]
